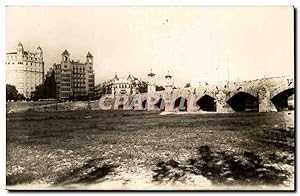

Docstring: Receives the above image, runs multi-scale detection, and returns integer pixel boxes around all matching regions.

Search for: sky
[6,6,294,87]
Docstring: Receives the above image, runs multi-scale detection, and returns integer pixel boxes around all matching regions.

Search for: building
[111,73,137,96]
[95,73,147,97]
[6,42,44,98]
[50,49,95,100]
[94,83,104,99]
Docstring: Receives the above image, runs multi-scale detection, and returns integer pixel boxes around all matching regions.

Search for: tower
[127,73,133,95]
[16,42,24,56]
[147,69,156,93]
[61,49,70,69]
[36,45,43,60]
[165,71,173,93]
[127,72,132,81]
[86,51,93,65]
[86,52,94,98]
[114,73,119,82]
[112,73,119,95]
[36,45,44,82]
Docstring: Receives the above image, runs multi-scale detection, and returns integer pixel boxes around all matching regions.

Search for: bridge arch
[155,98,165,111]
[142,99,147,110]
[227,92,258,112]
[196,95,216,112]
[229,88,257,100]
[270,83,294,99]
[195,88,216,99]
[174,96,187,111]
[271,87,294,111]
[129,95,144,110]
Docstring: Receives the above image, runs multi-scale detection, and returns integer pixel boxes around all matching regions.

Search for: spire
[62,49,70,55]
[148,68,155,77]
[165,70,172,79]
[86,51,93,57]
[128,72,132,80]
[37,45,42,50]
[17,42,23,48]
[17,42,23,51]
[114,72,119,80]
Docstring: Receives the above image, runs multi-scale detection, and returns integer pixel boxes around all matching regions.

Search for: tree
[31,84,44,101]
[6,84,18,101]
[43,70,56,98]
[138,81,148,93]
[17,93,26,100]
[156,85,165,91]
[31,70,57,100]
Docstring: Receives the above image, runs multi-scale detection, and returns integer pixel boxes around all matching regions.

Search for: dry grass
[6,110,294,189]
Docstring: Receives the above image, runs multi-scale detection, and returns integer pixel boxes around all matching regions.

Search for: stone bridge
[104,76,294,112]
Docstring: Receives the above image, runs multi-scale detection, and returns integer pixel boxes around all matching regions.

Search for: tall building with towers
[6,42,44,98]
[50,49,95,100]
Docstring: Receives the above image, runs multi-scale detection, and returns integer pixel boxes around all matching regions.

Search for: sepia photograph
[5,6,295,191]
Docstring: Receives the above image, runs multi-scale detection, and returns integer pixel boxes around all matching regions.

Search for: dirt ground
[6,110,294,190]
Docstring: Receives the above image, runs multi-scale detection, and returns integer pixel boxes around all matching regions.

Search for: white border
[1,0,298,195]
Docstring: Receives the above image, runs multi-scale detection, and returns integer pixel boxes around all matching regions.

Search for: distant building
[95,73,147,97]
[50,50,95,100]
[112,73,137,96]
[6,42,44,98]
[94,83,104,99]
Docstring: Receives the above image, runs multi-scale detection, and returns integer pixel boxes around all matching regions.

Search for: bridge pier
[187,94,199,112]
[258,86,277,112]
[164,93,175,112]
[215,91,234,113]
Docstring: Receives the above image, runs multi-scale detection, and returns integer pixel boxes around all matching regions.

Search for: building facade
[51,50,95,100]
[111,73,137,96]
[6,42,44,98]
[95,73,148,97]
